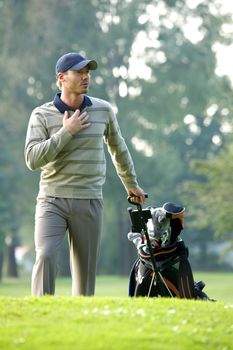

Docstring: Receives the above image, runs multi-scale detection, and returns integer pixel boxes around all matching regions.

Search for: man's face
[59,66,90,94]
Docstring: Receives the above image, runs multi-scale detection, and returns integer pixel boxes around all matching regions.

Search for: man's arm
[24,109,72,170]
[104,107,145,202]
[25,108,90,170]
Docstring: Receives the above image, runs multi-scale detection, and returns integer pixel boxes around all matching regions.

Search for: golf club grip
[127,193,148,205]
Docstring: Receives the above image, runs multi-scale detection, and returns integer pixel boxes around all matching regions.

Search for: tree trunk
[6,235,18,278]
[0,251,4,282]
[7,243,18,277]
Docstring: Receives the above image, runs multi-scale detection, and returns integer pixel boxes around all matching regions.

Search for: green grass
[0,272,232,303]
[0,274,232,350]
[0,296,232,350]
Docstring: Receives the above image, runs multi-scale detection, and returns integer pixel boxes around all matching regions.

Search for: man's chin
[81,85,89,93]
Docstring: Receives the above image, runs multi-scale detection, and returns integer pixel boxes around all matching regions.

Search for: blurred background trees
[0,0,233,280]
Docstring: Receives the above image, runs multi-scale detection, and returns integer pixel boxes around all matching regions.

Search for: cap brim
[70,59,97,71]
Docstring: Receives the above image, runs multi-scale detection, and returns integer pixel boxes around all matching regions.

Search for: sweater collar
[53,92,92,113]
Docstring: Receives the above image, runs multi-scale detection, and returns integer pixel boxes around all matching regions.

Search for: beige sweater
[25,95,139,199]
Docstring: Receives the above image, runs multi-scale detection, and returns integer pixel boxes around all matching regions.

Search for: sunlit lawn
[0,272,232,303]
[0,273,232,350]
[0,296,232,350]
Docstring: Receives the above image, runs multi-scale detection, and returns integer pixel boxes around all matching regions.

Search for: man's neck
[60,92,84,110]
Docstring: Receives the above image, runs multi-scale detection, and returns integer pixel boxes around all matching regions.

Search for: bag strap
[138,242,178,260]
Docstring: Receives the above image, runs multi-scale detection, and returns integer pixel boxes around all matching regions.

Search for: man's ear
[57,72,65,84]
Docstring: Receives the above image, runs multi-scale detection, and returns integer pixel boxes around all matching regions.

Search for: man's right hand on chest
[63,110,91,135]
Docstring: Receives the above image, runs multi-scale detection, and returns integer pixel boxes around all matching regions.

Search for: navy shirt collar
[53,92,92,113]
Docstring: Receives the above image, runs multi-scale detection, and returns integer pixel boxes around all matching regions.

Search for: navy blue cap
[56,52,98,74]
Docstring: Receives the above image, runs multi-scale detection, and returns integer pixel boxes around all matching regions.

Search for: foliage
[183,142,233,240]
[0,0,233,275]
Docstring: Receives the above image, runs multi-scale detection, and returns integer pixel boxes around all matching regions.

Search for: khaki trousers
[31,197,103,296]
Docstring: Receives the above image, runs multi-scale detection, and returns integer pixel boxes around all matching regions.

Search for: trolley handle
[127,193,148,205]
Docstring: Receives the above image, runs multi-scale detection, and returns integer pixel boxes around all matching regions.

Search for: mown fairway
[0,296,232,350]
[0,273,232,350]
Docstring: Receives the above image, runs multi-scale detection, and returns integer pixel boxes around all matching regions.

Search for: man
[25,52,145,296]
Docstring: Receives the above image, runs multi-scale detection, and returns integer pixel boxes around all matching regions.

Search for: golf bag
[127,198,212,300]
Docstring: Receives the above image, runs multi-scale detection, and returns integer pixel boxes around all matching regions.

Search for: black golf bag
[127,199,212,300]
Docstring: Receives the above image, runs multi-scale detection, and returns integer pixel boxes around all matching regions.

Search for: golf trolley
[127,195,212,300]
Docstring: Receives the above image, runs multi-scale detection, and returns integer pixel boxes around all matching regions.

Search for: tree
[184,142,233,238]
[0,0,233,275]
[99,0,233,272]
[0,124,21,279]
